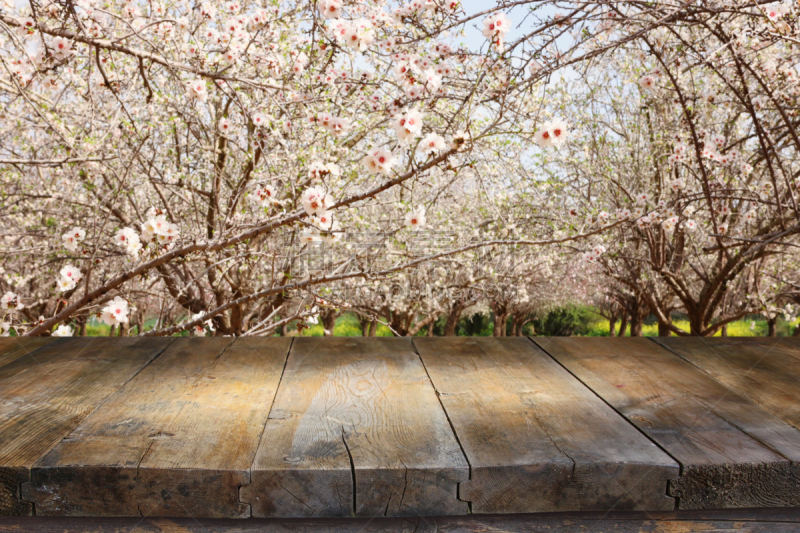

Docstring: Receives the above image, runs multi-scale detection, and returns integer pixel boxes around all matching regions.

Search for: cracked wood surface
[21,337,291,518]
[242,337,469,518]
[0,338,171,516]
[414,337,678,514]
[537,337,800,509]
[4,337,800,520]
[654,338,800,432]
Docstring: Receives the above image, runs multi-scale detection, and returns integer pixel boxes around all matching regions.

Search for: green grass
[583,318,796,337]
[68,312,797,337]
[300,313,394,337]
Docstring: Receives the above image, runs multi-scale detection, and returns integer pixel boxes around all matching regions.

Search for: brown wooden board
[536,337,800,510]
[414,337,678,514]
[654,337,800,432]
[242,337,469,518]
[21,337,291,519]
[0,337,171,516]
[3,508,800,532]
[0,337,54,369]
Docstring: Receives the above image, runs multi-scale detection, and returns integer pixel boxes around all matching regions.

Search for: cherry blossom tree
[2,0,798,337]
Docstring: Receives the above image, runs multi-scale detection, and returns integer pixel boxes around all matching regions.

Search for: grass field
[80,312,796,337]
[582,318,790,337]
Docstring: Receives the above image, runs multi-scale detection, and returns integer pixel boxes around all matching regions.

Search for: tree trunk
[77,316,87,337]
[512,316,526,336]
[108,325,117,337]
[793,324,800,337]
[720,324,728,337]
[368,319,377,337]
[230,304,243,336]
[609,313,618,337]
[768,317,777,337]
[629,315,643,337]
[427,321,435,336]
[618,313,628,337]
[492,313,506,337]
[443,302,465,336]
[280,323,288,336]
[118,322,129,337]
[658,319,672,337]
[361,318,371,337]
[688,313,704,336]
[321,309,337,336]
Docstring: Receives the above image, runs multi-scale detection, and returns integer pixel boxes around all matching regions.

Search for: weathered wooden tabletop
[1,336,798,521]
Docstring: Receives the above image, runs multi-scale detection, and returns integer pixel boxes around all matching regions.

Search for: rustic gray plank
[242,337,469,518]
[536,337,800,509]
[414,337,678,514]
[0,337,55,370]
[654,337,800,432]
[2,508,800,532]
[0,337,170,516]
[21,337,291,518]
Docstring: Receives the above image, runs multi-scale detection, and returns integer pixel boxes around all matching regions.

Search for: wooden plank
[0,337,55,369]
[242,337,469,518]
[654,337,800,432]
[3,508,800,532]
[0,337,170,516]
[21,337,291,519]
[536,337,800,509]
[414,337,678,514]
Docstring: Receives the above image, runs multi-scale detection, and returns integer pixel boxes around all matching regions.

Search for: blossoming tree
[1,0,798,336]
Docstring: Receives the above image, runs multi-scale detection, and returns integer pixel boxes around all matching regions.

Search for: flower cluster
[51,37,73,60]
[534,119,569,148]
[328,18,375,52]
[582,245,606,264]
[362,147,395,175]
[185,79,208,102]
[405,209,426,229]
[115,228,142,257]
[392,109,424,144]
[251,184,279,207]
[100,296,129,326]
[141,215,181,246]
[482,12,511,51]
[191,312,216,336]
[52,324,74,336]
[57,265,83,292]
[1,292,23,311]
[309,113,350,136]
[302,186,334,216]
[62,227,86,252]
[638,68,662,92]
[308,161,341,180]
[418,133,446,156]
[390,53,444,98]
[318,0,342,19]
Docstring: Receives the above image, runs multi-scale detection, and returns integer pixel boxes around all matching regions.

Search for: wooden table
[1,336,798,530]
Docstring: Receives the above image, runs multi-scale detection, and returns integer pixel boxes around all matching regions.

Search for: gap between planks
[238,337,296,517]
[529,336,681,508]
[13,338,177,516]
[409,340,474,514]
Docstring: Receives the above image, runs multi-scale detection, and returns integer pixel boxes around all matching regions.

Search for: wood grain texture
[536,337,800,510]
[2,508,800,532]
[21,337,291,519]
[414,337,678,514]
[0,337,170,516]
[0,338,54,369]
[242,337,469,518]
[654,337,800,432]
